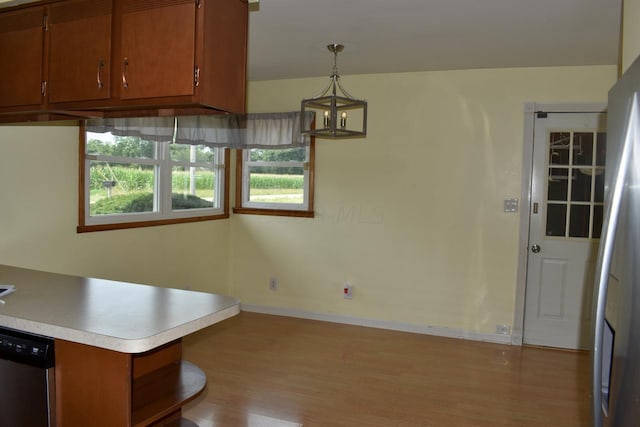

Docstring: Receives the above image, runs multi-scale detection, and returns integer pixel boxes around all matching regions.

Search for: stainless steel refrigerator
[592,54,640,427]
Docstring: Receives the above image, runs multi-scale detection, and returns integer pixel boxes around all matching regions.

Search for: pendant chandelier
[301,44,367,139]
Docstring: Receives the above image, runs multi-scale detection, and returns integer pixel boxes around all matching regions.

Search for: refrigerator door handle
[592,93,640,427]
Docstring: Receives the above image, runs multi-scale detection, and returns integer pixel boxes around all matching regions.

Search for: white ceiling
[247,0,622,81]
[0,0,621,81]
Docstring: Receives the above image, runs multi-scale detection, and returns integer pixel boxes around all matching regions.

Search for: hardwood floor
[182,312,590,426]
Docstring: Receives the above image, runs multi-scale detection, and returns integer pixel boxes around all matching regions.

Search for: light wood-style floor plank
[182,312,590,426]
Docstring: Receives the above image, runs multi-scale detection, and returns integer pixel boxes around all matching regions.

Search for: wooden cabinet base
[55,339,206,427]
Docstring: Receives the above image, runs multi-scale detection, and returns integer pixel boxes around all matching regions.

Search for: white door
[524,112,607,349]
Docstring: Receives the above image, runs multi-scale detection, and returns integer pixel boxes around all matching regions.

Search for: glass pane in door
[546,204,567,236]
[572,132,593,166]
[548,169,569,201]
[594,172,605,203]
[596,133,606,166]
[549,132,570,165]
[593,206,604,239]
[569,205,590,238]
[571,169,592,202]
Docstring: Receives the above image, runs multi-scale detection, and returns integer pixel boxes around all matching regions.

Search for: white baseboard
[241,304,512,345]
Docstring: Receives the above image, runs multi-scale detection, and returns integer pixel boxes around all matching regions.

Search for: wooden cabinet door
[48,0,112,104]
[0,7,45,108]
[119,0,196,100]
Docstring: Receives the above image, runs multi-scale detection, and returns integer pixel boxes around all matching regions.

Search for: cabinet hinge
[536,111,548,119]
[41,81,47,97]
[194,66,200,87]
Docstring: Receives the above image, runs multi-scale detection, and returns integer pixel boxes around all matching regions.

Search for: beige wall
[234,65,617,335]
[0,64,616,337]
[0,122,231,294]
[622,0,640,72]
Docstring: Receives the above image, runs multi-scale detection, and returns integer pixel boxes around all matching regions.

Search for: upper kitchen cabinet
[202,0,248,114]
[110,0,248,114]
[118,0,196,100]
[0,6,45,109]
[48,0,112,104]
[0,0,248,121]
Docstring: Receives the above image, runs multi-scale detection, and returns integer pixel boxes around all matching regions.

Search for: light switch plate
[504,198,519,213]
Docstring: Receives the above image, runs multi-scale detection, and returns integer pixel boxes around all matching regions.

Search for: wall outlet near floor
[269,277,278,291]
[496,324,511,335]
[343,283,353,299]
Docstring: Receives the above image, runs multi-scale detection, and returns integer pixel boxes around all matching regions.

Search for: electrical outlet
[343,283,353,299]
[269,277,278,291]
[496,324,510,335]
[503,198,519,213]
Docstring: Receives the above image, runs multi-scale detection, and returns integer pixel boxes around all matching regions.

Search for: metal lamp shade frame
[301,44,367,139]
[301,95,367,138]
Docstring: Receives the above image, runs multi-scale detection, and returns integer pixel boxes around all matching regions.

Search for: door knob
[531,244,541,253]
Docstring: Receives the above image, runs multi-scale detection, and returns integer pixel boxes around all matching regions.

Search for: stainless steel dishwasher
[0,327,55,427]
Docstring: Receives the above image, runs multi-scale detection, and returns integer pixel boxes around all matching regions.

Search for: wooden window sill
[232,207,314,218]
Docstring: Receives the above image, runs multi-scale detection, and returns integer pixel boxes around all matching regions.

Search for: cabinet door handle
[97,59,104,89]
[122,58,129,89]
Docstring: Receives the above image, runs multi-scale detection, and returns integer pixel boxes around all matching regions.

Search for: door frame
[511,102,607,346]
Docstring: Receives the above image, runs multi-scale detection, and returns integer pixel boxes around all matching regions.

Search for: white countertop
[0,265,240,353]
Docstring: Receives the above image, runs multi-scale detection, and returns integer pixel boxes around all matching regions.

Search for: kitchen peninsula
[0,264,240,427]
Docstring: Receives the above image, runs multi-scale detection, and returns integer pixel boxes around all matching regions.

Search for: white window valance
[176,112,312,148]
[85,116,175,142]
[86,111,313,148]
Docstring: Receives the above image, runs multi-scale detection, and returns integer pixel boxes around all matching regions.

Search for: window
[545,131,605,239]
[234,143,314,217]
[78,124,229,232]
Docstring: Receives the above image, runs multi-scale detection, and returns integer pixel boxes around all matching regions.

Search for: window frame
[233,141,315,218]
[77,123,230,233]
